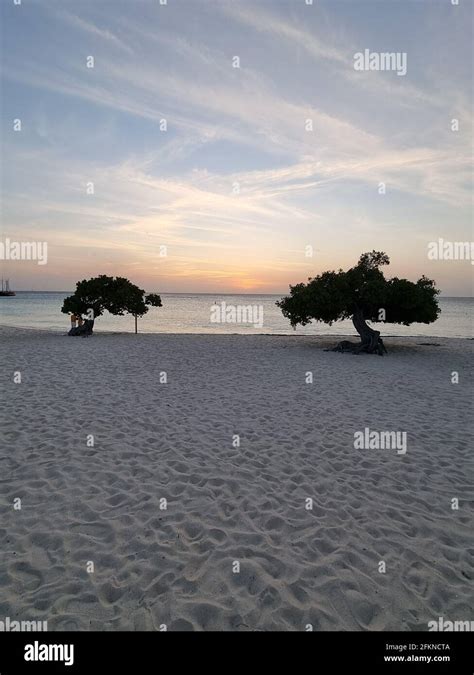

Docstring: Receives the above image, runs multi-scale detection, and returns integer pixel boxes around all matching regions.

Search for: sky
[0,0,472,294]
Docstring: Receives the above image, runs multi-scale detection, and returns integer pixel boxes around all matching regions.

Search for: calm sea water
[0,293,472,338]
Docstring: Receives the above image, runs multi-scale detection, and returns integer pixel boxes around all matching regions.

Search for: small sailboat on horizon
[0,279,16,296]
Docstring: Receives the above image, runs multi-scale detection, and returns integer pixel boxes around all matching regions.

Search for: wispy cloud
[55,9,135,55]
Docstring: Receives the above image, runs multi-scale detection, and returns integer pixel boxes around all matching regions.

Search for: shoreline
[1,324,472,340]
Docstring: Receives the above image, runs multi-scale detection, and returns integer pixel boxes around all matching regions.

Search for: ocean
[0,292,472,338]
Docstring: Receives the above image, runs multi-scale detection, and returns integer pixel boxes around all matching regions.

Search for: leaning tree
[62,275,162,334]
[277,251,440,355]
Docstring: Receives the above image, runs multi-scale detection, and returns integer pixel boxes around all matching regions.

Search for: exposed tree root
[68,319,94,337]
[328,337,387,355]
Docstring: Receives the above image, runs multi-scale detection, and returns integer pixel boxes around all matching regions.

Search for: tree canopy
[277,251,440,354]
[62,275,162,332]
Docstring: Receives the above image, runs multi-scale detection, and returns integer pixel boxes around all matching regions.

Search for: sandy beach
[0,326,472,631]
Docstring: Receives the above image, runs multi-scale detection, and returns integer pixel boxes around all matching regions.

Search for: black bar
[0,631,472,674]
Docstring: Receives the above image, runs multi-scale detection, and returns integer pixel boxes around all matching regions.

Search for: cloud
[50,7,135,55]
[1,0,471,293]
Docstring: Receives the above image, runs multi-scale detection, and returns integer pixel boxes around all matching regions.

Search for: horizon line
[7,290,474,299]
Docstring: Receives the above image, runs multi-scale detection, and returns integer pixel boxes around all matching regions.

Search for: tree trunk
[352,309,386,354]
[134,315,137,334]
[329,309,387,355]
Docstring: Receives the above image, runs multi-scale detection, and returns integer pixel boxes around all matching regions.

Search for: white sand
[0,326,472,631]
